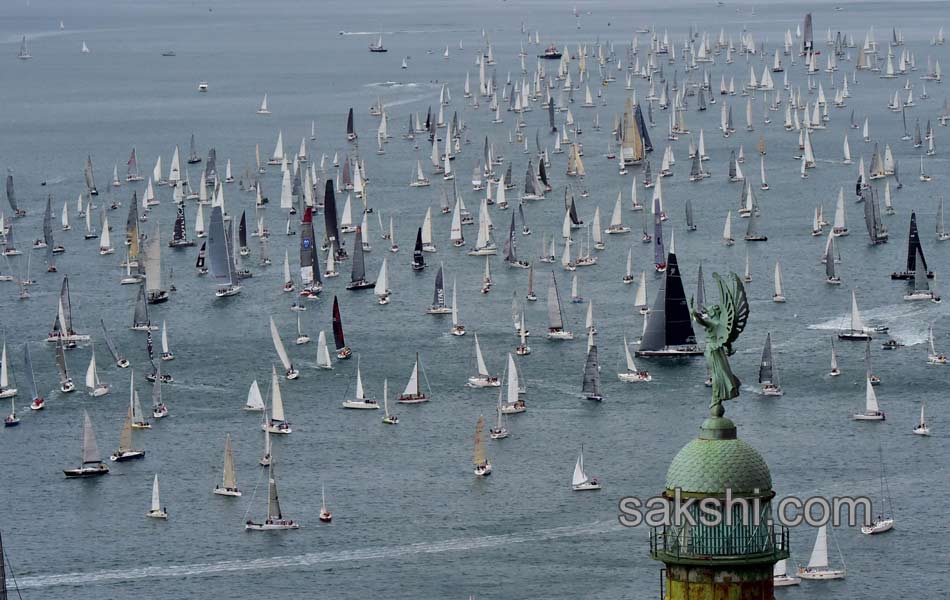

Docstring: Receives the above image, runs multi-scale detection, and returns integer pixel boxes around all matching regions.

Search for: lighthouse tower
[649,401,789,599]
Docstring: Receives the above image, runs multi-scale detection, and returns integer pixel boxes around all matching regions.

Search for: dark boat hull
[890,271,934,280]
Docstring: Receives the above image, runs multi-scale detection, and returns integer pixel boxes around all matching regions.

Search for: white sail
[807,525,830,569]
[572,449,588,486]
[246,380,264,411]
[850,291,866,332]
[402,359,420,397]
[865,376,880,413]
[270,365,285,421]
[624,335,638,371]
[474,332,489,376]
[774,261,784,297]
[316,331,332,369]
[269,317,293,372]
[151,474,162,513]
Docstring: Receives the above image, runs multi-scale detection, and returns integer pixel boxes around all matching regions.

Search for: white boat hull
[245,520,300,531]
[861,518,894,534]
[341,400,379,410]
[798,568,845,580]
[213,487,242,497]
[572,481,601,491]
[618,372,652,382]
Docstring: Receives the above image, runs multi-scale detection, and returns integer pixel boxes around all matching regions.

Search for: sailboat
[426,264,452,314]
[473,415,492,477]
[853,375,885,420]
[160,321,175,360]
[245,452,300,530]
[489,372,509,440]
[146,474,168,519]
[264,366,292,433]
[270,317,298,380]
[0,343,16,399]
[891,212,933,279]
[838,291,873,340]
[829,339,841,376]
[208,207,241,297]
[546,272,573,339]
[467,333,499,387]
[397,353,430,403]
[861,447,895,535]
[332,296,352,359]
[758,333,783,396]
[17,36,31,60]
[111,406,145,462]
[722,211,735,245]
[772,261,786,302]
[382,378,398,424]
[571,446,601,490]
[618,335,651,382]
[374,256,391,305]
[84,344,110,397]
[3,396,18,427]
[450,278,465,336]
[315,330,333,369]
[245,380,265,411]
[319,485,332,522]
[500,352,526,414]
[798,525,845,579]
[256,94,271,115]
[914,403,931,436]
[342,356,379,409]
[151,363,168,419]
[581,343,603,401]
[773,559,801,587]
[637,251,702,356]
[64,410,109,477]
[55,337,75,393]
[927,324,947,365]
[18,346,42,415]
[213,433,242,496]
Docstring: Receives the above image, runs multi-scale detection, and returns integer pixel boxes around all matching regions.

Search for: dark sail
[906,211,928,273]
[634,104,653,152]
[332,296,346,350]
[196,241,206,269]
[238,211,248,251]
[548,102,556,132]
[6,173,21,215]
[637,252,700,355]
[323,180,345,259]
[347,227,373,288]
[299,206,321,286]
[346,108,356,139]
[432,264,446,307]
[206,148,217,182]
[758,332,776,384]
[412,227,426,270]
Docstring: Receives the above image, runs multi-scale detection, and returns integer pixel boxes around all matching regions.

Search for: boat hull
[798,569,845,580]
[64,465,109,478]
[342,400,379,410]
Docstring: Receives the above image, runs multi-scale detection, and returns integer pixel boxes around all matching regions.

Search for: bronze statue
[691,273,749,415]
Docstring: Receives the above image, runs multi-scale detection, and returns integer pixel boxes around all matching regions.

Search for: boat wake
[16,520,619,590]
[807,301,937,345]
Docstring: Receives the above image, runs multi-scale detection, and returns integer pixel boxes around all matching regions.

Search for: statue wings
[713,272,749,355]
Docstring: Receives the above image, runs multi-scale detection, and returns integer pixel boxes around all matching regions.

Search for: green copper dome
[664,414,772,497]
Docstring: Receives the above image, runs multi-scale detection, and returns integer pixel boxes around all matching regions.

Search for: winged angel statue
[690,273,749,415]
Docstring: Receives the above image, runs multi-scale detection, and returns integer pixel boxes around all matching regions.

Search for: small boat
[927,324,947,365]
[245,380,265,411]
[369,35,387,52]
[450,278,465,336]
[319,485,332,522]
[467,333,500,387]
[581,343,603,401]
[397,353,430,404]
[245,452,300,531]
[913,403,931,436]
[270,317,298,380]
[618,335,651,382]
[473,415,492,477]
[381,378,398,424]
[829,339,841,376]
[84,344,110,397]
[546,272,574,340]
[489,376,509,440]
[571,446,601,490]
[146,474,168,519]
[860,447,895,535]
[113,401,146,460]
[797,525,845,580]
[17,36,31,60]
[197,81,208,93]
[3,396,19,427]
[341,356,379,409]
[853,375,885,420]
[160,321,175,360]
[773,559,801,587]
[538,44,562,59]
[213,433,242,496]
[758,333,783,396]
[263,366,292,433]
[23,344,44,410]
[63,410,110,478]
[838,291,872,340]
[256,94,271,115]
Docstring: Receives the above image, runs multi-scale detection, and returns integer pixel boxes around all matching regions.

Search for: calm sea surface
[0,0,947,598]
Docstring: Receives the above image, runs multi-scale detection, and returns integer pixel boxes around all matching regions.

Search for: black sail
[332,296,346,350]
